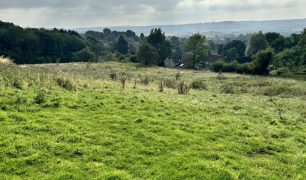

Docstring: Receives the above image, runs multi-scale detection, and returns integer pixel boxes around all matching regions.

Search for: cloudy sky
[0,0,305,28]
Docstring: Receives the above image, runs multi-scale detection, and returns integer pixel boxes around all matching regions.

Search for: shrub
[0,112,8,122]
[72,48,96,62]
[216,71,227,80]
[51,98,61,108]
[137,43,159,66]
[261,85,305,97]
[140,76,150,85]
[236,63,255,74]
[56,78,75,91]
[191,80,208,90]
[164,79,177,89]
[129,55,137,63]
[110,71,117,80]
[120,76,127,90]
[34,90,47,104]
[253,48,274,75]
[178,81,191,95]
[211,60,225,72]
[221,84,236,94]
[270,67,291,76]
[158,81,164,92]
[176,73,181,80]
[12,79,24,90]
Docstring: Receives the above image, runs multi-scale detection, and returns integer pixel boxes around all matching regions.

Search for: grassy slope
[0,62,305,179]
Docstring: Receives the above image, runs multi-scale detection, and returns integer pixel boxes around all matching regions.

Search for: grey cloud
[0,0,305,28]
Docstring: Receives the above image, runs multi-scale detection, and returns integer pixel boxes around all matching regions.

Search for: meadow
[0,60,305,179]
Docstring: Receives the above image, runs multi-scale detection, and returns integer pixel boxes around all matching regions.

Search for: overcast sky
[0,0,305,28]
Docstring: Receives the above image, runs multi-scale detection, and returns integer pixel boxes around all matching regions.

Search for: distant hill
[75,18,306,37]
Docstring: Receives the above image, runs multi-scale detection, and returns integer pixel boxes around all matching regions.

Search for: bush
[140,76,150,85]
[253,48,274,75]
[178,81,191,95]
[270,67,291,76]
[137,43,159,66]
[72,48,96,62]
[0,112,8,122]
[211,61,225,72]
[56,78,75,91]
[175,73,181,80]
[191,80,208,90]
[220,84,236,94]
[12,79,24,90]
[212,60,255,74]
[109,71,117,80]
[164,79,177,89]
[158,81,164,92]
[120,76,127,90]
[129,55,137,63]
[236,63,255,74]
[261,85,305,97]
[34,90,47,104]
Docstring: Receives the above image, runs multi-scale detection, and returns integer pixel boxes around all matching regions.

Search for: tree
[72,48,96,62]
[184,33,208,68]
[140,33,145,41]
[270,36,287,52]
[170,36,183,61]
[253,48,274,75]
[246,31,268,56]
[137,43,159,66]
[265,32,281,44]
[222,40,246,60]
[265,32,287,52]
[147,28,172,66]
[298,28,306,48]
[271,46,305,73]
[115,35,128,54]
[103,28,111,36]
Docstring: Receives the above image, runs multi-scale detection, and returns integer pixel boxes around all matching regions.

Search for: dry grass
[0,56,14,65]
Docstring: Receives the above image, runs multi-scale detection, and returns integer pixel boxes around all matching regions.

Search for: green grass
[0,62,305,179]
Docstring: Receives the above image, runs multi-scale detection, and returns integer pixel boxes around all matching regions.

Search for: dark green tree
[184,33,208,68]
[246,31,268,56]
[147,28,172,66]
[265,32,281,44]
[253,48,274,75]
[137,43,159,66]
[223,40,246,59]
[72,48,96,62]
[115,35,128,54]
[140,33,145,41]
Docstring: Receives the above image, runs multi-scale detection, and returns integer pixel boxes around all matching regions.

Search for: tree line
[212,30,306,75]
[1,20,305,75]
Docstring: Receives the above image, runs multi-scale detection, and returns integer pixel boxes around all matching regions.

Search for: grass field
[0,62,305,179]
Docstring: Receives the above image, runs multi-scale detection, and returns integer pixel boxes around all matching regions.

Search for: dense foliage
[0,21,89,63]
[212,29,306,75]
[1,20,306,75]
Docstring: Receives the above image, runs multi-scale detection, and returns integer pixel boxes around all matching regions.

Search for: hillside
[75,18,306,36]
[0,61,305,179]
